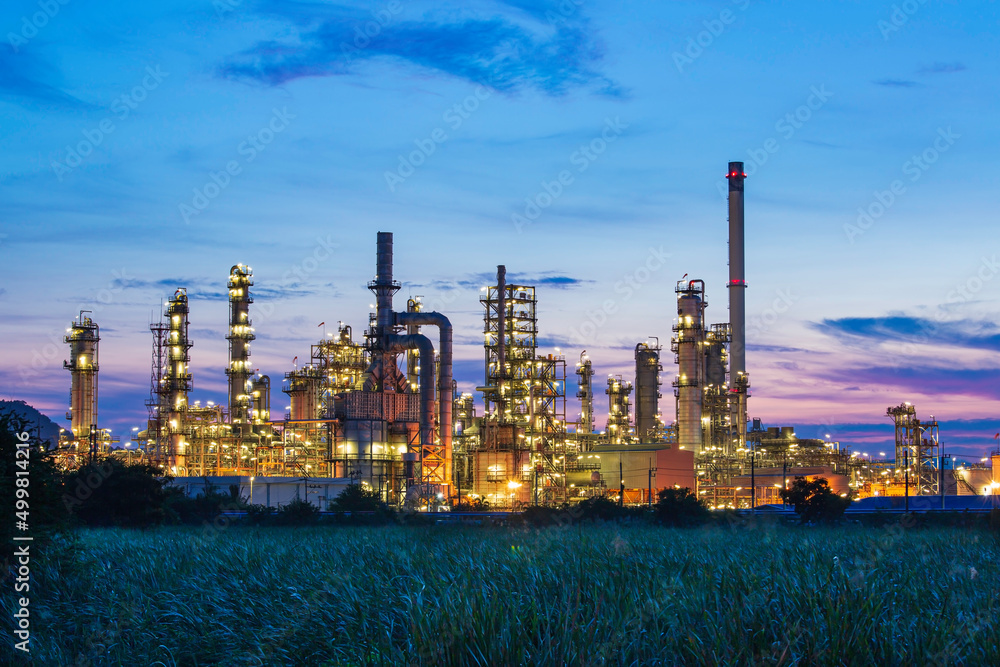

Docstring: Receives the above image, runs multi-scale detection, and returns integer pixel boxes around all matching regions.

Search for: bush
[655,487,710,527]
[780,477,851,524]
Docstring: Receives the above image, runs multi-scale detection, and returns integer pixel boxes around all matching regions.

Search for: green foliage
[0,411,69,543]
[655,487,711,527]
[63,459,173,527]
[328,483,389,513]
[781,476,852,524]
[11,526,1000,665]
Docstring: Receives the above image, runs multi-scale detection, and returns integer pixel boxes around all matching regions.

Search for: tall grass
[9,524,998,665]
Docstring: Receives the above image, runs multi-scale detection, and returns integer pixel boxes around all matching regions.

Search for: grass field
[10,522,999,665]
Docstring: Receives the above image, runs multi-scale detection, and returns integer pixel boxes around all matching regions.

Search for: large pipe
[388,333,436,470]
[726,162,746,376]
[395,310,453,485]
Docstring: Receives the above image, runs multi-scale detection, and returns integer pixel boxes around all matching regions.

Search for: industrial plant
[53,161,1000,509]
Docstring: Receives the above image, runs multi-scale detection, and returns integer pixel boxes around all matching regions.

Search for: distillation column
[634,341,662,442]
[576,351,594,436]
[227,265,255,429]
[673,280,706,451]
[163,289,193,473]
[727,161,749,452]
[64,311,100,448]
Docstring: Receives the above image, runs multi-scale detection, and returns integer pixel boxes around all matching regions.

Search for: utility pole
[750,449,756,510]
[647,460,658,507]
[904,448,910,513]
[619,459,624,507]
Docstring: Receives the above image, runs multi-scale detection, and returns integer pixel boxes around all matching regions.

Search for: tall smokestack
[726,161,748,453]
[726,161,746,377]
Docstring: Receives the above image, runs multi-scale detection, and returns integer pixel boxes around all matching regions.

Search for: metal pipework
[395,309,453,484]
[388,333,437,467]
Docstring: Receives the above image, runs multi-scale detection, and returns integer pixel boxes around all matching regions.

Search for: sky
[1,0,999,461]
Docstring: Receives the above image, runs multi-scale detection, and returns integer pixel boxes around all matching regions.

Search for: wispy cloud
[874,78,920,88]
[918,62,966,75]
[425,271,593,291]
[0,46,92,109]
[220,2,620,96]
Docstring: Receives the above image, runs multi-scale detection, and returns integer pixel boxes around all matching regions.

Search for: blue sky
[2,0,999,460]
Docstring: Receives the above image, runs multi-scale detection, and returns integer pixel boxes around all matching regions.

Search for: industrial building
[53,161,1000,509]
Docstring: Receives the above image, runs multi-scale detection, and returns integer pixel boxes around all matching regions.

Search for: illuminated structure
[887,403,940,495]
[605,375,632,444]
[158,289,194,473]
[673,280,706,451]
[634,340,662,442]
[226,265,255,431]
[64,311,99,443]
[575,351,595,437]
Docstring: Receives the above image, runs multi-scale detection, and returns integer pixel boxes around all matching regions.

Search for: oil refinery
[51,161,1000,509]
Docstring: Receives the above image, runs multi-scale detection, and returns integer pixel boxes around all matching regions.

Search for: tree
[780,477,851,524]
[655,487,710,527]
[0,412,68,543]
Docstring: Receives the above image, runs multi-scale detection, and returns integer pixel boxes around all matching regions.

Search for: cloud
[106,276,330,302]
[425,271,592,291]
[918,62,966,75]
[220,2,620,96]
[813,316,1000,352]
[0,46,91,109]
[873,79,920,88]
